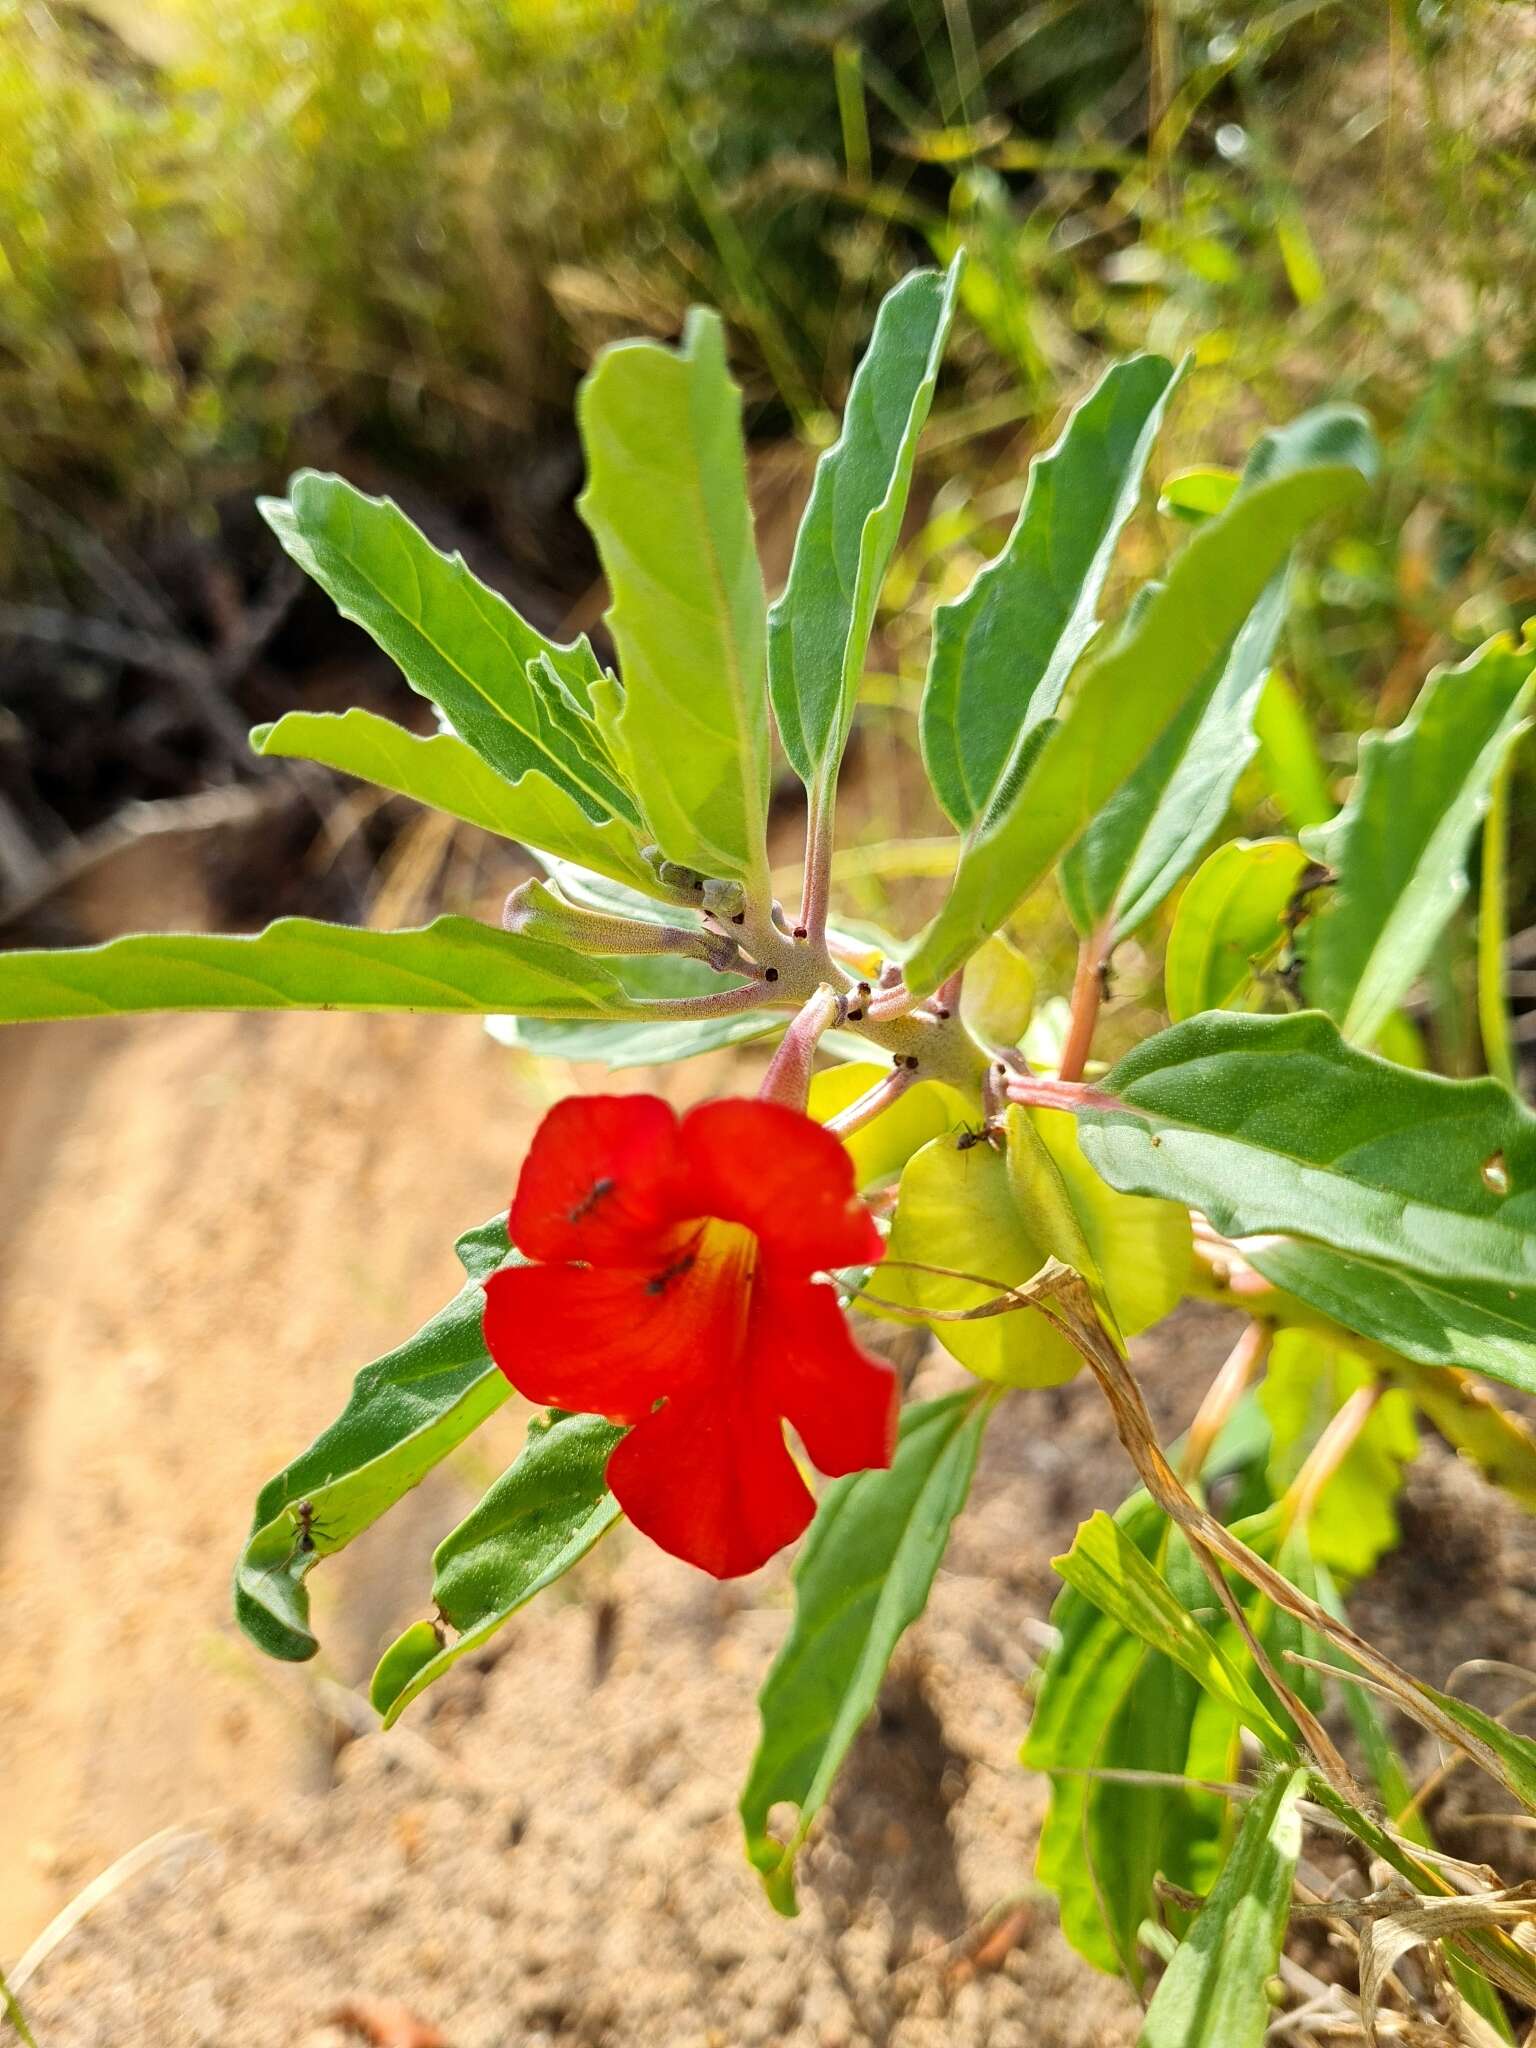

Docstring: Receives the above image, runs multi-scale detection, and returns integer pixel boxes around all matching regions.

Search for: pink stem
[758,985,845,1112]
[822,1062,916,1139]
[1004,1074,1123,1115]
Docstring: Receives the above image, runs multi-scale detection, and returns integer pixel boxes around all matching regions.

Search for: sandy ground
[5,932,1536,2046]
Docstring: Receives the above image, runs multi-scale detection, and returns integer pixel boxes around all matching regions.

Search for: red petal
[510,1095,691,1265]
[679,1099,884,1276]
[482,1222,751,1422]
[605,1385,813,1578]
[752,1272,898,1477]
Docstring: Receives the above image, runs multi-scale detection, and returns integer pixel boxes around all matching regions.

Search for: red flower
[482,1094,897,1578]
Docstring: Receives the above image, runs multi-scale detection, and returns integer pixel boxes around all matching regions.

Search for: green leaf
[372,1411,623,1726]
[1050,1511,1295,1755]
[1079,1010,1536,1390]
[958,932,1035,1048]
[0,916,641,1025]
[1260,1328,1417,1578]
[251,710,656,892]
[491,953,778,1068]
[234,1216,514,1662]
[577,309,771,885]
[905,460,1371,997]
[1253,670,1335,831]
[1479,747,1519,1092]
[1026,1495,1225,1981]
[260,473,635,824]
[920,354,1180,833]
[740,1389,994,1915]
[1164,838,1311,1021]
[1136,1765,1307,2048]
[1303,632,1536,1045]
[1060,407,1376,944]
[770,259,961,795]
[1158,466,1239,523]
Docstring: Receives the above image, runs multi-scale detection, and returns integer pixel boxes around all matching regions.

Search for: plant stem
[1057,921,1114,1082]
[632,978,780,1022]
[759,985,845,1112]
[1180,1321,1270,1481]
[1004,1074,1121,1114]
[823,1062,915,1139]
[798,780,835,948]
[1281,1383,1380,1538]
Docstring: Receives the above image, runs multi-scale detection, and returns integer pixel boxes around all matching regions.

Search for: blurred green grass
[1,0,1532,882]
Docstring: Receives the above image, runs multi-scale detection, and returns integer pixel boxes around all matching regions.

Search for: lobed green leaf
[905,460,1371,996]
[235,1216,514,1662]
[1303,631,1535,1045]
[771,258,961,795]
[251,709,658,892]
[577,309,771,886]
[1059,407,1374,944]
[372,1411,624,1725]
[261,473,635,823]
[920,354,1180,833]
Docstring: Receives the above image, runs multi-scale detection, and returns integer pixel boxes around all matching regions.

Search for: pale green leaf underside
[373,1411,624,1725]
[921,353,1180,832]
[261,472,635,825]
[577,308,771,885]
[236,1215,515,1661]
[251,709,657,892]
[1303,631,1536,1044]
[904,461,1371,996]
[0,917,638,1024]
[1057,569,1287,943]
[1080,1010,1536,1390]
[489,952,778,1067]
[1137,1766,1308,2048]
[770,257,962,791]
[740,1389,993,1915]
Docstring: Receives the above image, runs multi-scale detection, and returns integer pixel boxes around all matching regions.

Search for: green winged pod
[874,1128,1084,1386]
[807,1062,970,1189]
[874,1102,1189,1385]
[1016,1106,1191,1340]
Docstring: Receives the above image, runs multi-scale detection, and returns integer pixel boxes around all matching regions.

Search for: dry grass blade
[7,1825,213,1996]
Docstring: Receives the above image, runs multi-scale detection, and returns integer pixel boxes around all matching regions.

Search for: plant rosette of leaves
[7,256,1536,2036]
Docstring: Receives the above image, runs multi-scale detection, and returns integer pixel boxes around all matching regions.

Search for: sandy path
[0,1006,552,1950]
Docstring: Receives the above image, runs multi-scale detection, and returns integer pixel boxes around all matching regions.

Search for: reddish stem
[1004,1074,1123,1115]
[757,984,845,1112]
[1057,922,1114,1083]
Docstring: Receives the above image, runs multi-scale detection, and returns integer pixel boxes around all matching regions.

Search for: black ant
[953,1119,1004,1154]
[262,1497,334,1581]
